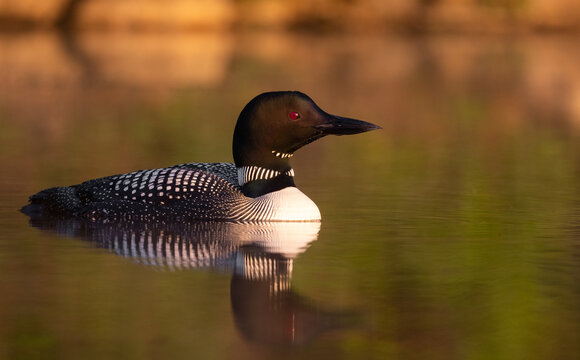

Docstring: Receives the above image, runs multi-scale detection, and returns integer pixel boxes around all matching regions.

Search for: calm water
[1,31,580,360]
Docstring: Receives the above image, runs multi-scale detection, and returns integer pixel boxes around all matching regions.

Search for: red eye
[289,112,300,120]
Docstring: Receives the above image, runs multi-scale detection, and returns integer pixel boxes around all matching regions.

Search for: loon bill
[21,91,381,222]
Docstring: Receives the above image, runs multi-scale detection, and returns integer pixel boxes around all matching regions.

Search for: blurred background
[1,0,580,175]
[2,0,580,31]
[1,1,580,360]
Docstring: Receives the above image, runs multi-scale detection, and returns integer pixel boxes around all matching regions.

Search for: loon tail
[21,186,82,217]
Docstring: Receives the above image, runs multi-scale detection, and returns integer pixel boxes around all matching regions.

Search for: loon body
[22,91,380,222]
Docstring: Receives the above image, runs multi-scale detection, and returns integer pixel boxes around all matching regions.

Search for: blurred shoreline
[1,0,580,34]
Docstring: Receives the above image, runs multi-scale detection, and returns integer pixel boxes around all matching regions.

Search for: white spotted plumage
[68,162,320,221]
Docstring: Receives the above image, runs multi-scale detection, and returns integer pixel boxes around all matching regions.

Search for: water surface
[1,31,580,360]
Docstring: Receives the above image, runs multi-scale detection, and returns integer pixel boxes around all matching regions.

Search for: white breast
[261,187,321,221]
[232,187,321,222]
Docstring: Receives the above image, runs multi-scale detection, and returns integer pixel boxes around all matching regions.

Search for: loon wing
[171,162,239,188]
[22,163,244,221]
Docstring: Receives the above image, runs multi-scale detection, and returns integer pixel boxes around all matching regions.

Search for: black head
[233,91,380,170]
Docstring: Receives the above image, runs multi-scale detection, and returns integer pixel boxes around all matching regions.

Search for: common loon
[22,91,380,222]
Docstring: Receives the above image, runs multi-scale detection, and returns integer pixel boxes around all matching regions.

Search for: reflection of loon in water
[26,216,359,345]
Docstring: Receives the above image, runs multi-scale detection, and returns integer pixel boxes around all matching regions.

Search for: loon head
[233,91,381,197]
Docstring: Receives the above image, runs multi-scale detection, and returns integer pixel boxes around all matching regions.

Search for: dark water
[1,31,580,359]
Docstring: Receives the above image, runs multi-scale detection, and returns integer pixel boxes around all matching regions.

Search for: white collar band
[237,166,294,186]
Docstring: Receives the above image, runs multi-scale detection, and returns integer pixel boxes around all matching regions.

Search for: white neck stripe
[237,166,294,186]
[271,150,294,159]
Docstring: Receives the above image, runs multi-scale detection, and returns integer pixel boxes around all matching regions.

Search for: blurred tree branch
[56,0,87,29]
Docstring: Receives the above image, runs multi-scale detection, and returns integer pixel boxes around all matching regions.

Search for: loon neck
[237,166,295,185]
[237,165,296,198]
